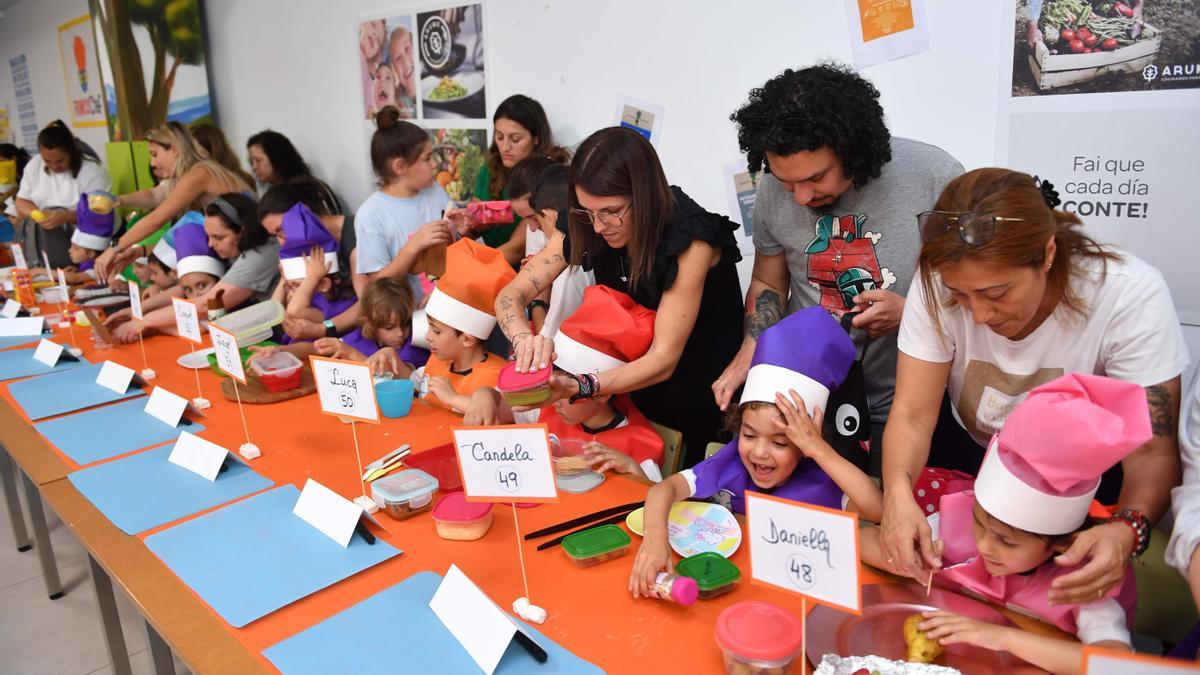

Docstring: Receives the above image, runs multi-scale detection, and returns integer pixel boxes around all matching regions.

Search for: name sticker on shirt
[745,491,861,613]
[451,425,558,503]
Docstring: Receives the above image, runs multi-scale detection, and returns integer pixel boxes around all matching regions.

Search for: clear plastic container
[714,601,804,675]
[651,572,699,605]
[212,300,284,346]
[371,469,438,520]
[497,362,553,407]
[561,524,631,568]
[249,351,303,392]
[404,443,463,492]
[676,551,742,600]
[432,492,493,540]
[550,436,591,476]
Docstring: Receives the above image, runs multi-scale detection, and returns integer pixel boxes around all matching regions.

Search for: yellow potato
[903,614,944,664]
[30,209,46,222]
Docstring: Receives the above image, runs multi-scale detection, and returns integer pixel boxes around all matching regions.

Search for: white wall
[0,0,108,163]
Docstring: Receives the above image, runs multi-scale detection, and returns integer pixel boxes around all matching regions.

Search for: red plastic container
[249,352,303,393]
[714,602,804,674]
[404,443,463,492]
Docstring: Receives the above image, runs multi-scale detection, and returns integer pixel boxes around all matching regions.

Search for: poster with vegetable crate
[431,128,486,203]
[1013,0,1200,95]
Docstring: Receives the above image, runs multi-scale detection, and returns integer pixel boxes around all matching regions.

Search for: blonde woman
[95,121,251,280]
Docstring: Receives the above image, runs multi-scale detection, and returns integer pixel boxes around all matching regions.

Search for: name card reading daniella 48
[451,425,558,502]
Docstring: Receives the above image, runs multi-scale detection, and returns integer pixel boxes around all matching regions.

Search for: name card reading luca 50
[451,425,557,502]
[308,356,379,424]
[745,491,861,613]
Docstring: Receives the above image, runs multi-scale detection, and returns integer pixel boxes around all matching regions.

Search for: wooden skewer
[925,569,934,597]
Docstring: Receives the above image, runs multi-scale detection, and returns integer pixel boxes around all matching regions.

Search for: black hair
[0,143,32,182]
[370,106,430,186]
[246,130,311,183]
[731,62,891,188]
[147,252,172,274]
[204,192,271,253]
[529,164,568,212]
[257,176,337,220]
[507,155,556,199]
[36,120,97,177]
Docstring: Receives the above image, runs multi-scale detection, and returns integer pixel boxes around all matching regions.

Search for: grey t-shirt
[753,137,963,423]
[222,240,281,304]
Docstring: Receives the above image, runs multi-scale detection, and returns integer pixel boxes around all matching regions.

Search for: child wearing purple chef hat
[629,306,887,599]
[31,193,117,284]
[270,203,358,346]
[313,277,429,377]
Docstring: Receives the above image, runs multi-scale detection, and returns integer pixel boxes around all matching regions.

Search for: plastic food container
[676,551,742,600]
[212,300,284,346]
[371,469,438,520]
[432,492,493,540]
[714,602,804,675]
[249,351,303,392]
[207,341,276,377]
[561,524,631,568]
[551,436,591,476]
[497,362,552,407]
[404,443,463,492]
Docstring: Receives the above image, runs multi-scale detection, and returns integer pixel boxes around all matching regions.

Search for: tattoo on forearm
[541,254,564,266]
[530,275,542,292]
[744,290,784,339]
[1146,384,1175,438]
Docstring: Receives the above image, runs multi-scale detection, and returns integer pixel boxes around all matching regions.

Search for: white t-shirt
[16,156,110,210]
[899,251,1189,446]
[354,184,448,298]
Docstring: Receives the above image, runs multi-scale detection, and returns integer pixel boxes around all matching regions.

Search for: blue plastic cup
[376,379,414,418]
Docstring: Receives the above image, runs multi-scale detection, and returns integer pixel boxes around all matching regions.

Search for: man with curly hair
[713,63,962,472]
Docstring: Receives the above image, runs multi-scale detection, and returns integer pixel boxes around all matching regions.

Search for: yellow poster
[858,0,915,42]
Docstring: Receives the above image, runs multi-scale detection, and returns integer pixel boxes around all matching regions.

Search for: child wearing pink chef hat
[862,373,1149,674]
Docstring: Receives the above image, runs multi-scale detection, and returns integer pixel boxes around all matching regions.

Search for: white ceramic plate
[421,72,484,104]
[176,347,215,370]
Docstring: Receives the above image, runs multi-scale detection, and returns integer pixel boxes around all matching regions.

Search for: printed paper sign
[745,491,861,613]
[11,243,27,269]
[208,323,245,384]
[613,94,665,145]
[0,317,45,336]
[167,431,229,482]
[430,564,543,675]
[308,356,379,424]
[56,268,69,302]
[1,298,20,318]
[292,478,363,548]
[723,160,758,239]
[32,339,64,367]
[1083,647,1200,675]
[128,283,143,320]
[171,297,202,343]
[451,425,557,502]
[95,360,135,394]
[144,386,188,427]
[844,0,930,69]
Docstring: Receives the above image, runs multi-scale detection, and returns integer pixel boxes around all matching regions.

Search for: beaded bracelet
[568,373,600,403]
[1109,508,1150,559]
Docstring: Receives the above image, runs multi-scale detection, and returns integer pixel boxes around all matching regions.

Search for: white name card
[208,323,245,384]
[308,356,379,423]
[167,431,229,482]
[745,491,861,613]
[95,360,135,394]
[32,339,64,367]
[144,387,188,427]
[56,268,69,302]
[128,283,143,320]
[0,317,45,336]
[429,564,544,675]
[1,298,20,318]
[451,425,557,502]
[11,243,27,269]
[171,297,202,344]
[292,478,363,548]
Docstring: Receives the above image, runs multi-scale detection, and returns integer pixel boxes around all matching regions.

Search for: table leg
[20,470,62,599]
[0,448,32,551]
[89,553,132,675]
[145,620,176,675]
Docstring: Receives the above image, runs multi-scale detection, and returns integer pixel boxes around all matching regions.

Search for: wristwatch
[323,319,336,337]
[526,299,549,321]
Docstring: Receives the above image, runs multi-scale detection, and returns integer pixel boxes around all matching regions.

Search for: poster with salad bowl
[418,4,487,119]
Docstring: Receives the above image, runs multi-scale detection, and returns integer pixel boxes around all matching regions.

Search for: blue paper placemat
[68,444,273,535]
[0,334,42,350]
[6,362,144,420]
[0,346,88,381]
[145,485,401,628]
[35,397,203,466]
[263,571,604,675]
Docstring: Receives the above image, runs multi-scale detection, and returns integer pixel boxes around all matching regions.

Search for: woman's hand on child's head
[772,390,828,458]
[628,536,672,599]
[367,346,401,375]
[583,442,642,477]
[917,610,1009,652]
[282,316,324,341]
[303,245,330,282]
[112,319,144,344]
[1048,521,1132,605]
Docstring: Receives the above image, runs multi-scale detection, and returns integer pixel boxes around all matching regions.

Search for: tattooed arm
[495,232,568,370]
[1117,378,1183,525]
[711,251,790,410]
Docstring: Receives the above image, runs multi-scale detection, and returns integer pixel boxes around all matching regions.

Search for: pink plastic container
[432,492,494,540]
[714,602,804,675]
[497,362,552,407]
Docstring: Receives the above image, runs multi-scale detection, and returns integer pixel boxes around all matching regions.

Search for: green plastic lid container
[561,524,631,567]
[676,551,741,598]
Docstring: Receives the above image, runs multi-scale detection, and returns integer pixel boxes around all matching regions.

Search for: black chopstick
[523,500,644,540]
[536,513,630,551]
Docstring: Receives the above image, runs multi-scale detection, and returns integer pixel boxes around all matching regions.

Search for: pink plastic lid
[497,362,551,392]
[432,492,493,522]
[670,575,699,605]
[714,601,803,662]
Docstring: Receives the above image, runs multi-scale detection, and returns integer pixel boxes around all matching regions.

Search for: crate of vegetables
[1030,0,1162,90]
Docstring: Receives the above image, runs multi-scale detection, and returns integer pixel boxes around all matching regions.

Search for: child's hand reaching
[410,219,452,252]
[248,344,280,361]
[629,535,672,599]
[367,346,402,375]
[772,389,832,460]
[427,375,455,403]
[583,442,645,479]
[917,610,1011,652]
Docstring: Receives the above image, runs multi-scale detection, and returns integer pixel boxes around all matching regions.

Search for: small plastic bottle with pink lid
[651,572,699,606]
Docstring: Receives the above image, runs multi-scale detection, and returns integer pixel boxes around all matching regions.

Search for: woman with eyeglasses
[879,168,1187,608]
[494,127,744,466]
[95,121,252,281]
[110,193,280,343]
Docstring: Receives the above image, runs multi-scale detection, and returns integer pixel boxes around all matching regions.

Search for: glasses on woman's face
[570,201,632,228]
[917,210,1024,246]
